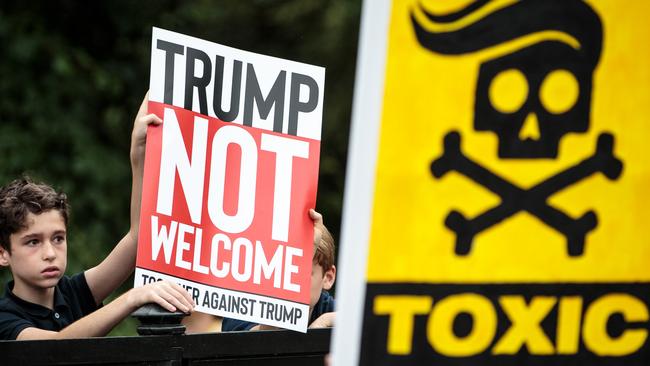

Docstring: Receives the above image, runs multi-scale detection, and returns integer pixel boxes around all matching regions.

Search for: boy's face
[309,260,335,310]
[0,210,67,291]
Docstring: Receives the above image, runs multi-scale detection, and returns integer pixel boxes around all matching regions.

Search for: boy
[0,95,195,340]
[220,209,336,331]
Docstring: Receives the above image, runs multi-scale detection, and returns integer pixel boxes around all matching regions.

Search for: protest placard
[334,0,650,364]
[134,28,324,332]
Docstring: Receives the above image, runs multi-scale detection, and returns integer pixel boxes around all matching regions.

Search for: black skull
[474,42,594,159]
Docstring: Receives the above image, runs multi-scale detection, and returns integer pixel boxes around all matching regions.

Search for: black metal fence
[0,329,331,365]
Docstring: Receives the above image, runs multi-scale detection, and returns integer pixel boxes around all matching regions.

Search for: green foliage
[0,0,360,335]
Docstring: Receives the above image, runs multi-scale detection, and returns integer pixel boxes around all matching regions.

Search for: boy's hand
[130,92,162,167]
[127,280,196,313]
[308,312,336,328]
[16,280,196,340]
[310,209,324,247]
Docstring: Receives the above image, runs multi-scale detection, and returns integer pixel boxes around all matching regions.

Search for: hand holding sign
[310,209,324,248]
[127,280,196,314]
[130,92,163,169]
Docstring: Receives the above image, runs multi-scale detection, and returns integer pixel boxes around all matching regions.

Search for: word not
[156,107,309,243]
[374,293,648,357]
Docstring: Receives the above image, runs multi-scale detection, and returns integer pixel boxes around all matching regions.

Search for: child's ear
[322,265,336,290]
[0,247,10,267]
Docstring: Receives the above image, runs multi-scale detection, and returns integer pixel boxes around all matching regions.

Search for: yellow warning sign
[335,0,650,365]
[368,0,650,283]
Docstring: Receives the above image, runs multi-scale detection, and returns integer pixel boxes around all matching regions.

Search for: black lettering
[156,40,185,104]
[265,302,275,320]
[230,295,240,313]
[282,306,295,324]
[191,287,200,304]
[202,292,211,307]
[243,64,286,132]
[259,300,268,317]
[219,294,227,311]
[213,56,243,122]
[184,47,212,115]
[294,307,302,325]
[248,299,257,315]
[211,291,219,309]
[288,72,319,136]
[239,298,248,315]
[141,274,161,284]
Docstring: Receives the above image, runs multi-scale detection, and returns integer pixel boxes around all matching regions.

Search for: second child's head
[0,177,69,288]
[310,221,336,310]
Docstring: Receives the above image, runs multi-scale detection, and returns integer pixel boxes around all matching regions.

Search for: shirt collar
[4,281,69,318]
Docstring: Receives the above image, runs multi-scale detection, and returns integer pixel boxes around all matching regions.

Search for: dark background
[0,0,361,335]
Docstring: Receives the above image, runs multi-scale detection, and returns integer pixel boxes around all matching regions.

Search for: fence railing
[0,328,331,365]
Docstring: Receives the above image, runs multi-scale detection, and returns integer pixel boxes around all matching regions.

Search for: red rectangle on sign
[136,101,319,305]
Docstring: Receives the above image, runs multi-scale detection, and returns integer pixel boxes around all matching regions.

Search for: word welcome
[151,217,302,292]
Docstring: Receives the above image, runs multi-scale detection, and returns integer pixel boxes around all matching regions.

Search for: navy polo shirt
[221,291,335,331]
[0,272,99,340]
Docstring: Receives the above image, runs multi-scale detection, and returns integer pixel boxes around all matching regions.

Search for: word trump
[152,38,323,139]
[375,293,648,357]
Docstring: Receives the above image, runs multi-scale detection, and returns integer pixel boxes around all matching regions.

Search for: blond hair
[314,223,335,271]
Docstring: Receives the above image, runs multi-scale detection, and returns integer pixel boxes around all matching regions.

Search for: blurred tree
[0,0,360,335]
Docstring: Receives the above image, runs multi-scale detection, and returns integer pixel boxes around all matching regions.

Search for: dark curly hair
[0,176,69,252]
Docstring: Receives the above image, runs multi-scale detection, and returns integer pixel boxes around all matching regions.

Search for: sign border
[331,1,391,365]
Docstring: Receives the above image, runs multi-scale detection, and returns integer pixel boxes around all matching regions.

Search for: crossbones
[431,131,623,256]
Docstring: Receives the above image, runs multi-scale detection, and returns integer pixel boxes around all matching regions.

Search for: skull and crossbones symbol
[431,131,622,256]
[411,0,621,256]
